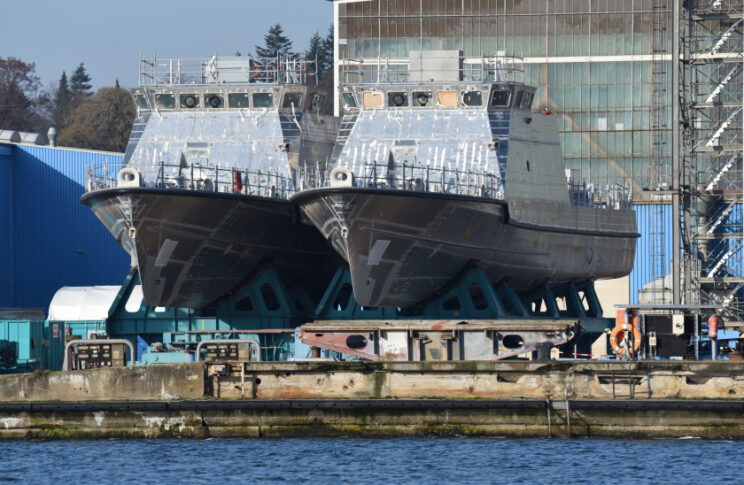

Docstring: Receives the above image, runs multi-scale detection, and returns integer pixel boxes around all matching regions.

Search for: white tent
[47,286,122,321]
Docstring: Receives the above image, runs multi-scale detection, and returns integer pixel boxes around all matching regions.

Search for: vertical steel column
[333,1,340,117]
[672,1,681,305]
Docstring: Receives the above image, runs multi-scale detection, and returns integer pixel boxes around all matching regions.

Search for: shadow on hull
[294,188,638,308]
[81,188,341,308]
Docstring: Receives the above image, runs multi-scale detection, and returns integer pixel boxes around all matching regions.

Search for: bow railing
[85,162,295,199]
[299,160,505,199]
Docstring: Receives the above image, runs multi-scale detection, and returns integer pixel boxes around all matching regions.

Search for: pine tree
[255,24,293,59]
[319,24,334,74]
[52,71,72,129]
[70,62,92,95]
[306,31,323,64]
[115,78,120,89]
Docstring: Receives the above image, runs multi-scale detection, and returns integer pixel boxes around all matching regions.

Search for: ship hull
[293,188,638,308]
[81,188,340,308]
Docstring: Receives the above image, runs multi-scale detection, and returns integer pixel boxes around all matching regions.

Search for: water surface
[0,438,739,484]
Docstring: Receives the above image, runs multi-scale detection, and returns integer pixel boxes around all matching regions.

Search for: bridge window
[520,92,533,110]
[462,91,483,107]
[134,94,149,110]
[205,93,224,108]
[253,92,274,108]
[309,93,326,111]
[228,93,251,108]
[413,91,432,107]
[491,90,511,107]
[387,91,408,107]
[282,92,303,109]
[342,92,357,109]
[154,93,175,110]
[179,94,199,109]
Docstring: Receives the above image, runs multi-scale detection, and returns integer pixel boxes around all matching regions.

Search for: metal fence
[339,54,525,84]
[85,162,296,200]
[86,161,632,209]
[300,161,631,210]
[568,180,634,211]
[138,56,319,86]
[299,160,504,199]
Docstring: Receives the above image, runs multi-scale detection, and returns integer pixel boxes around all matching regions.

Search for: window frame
[252,92,275,109]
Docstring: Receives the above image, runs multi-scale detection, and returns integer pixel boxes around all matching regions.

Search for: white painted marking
[154,239,178,267]
[143,415,186,430]
[93,411,105,427]
[367,240,391,266]
[1,417,24,429]
[144,416,166,428]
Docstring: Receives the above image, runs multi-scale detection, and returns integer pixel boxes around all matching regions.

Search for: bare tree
[0,57,47,132]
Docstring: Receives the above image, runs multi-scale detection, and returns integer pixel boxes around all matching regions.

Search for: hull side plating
[296,188,637,308]
[83,188,340,308]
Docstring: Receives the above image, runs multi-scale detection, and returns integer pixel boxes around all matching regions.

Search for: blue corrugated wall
[629,202,744,304]
[630,203,674,304]
[0,145,13,304]
[2,144,129,309]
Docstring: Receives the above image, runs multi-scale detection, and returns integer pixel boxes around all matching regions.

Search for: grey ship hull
[81,188,340,308]
[294,188,638,308]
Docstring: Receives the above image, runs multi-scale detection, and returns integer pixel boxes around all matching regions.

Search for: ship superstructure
[293,52,638,308]
[81,56,341,308]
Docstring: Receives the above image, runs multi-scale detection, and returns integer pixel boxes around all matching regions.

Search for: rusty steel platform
[300,319,578,361]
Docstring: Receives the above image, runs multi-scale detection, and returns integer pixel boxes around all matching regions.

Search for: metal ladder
[649,0,671,302]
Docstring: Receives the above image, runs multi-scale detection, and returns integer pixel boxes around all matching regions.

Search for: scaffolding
[650,0,672,304]
[681,1,744,321]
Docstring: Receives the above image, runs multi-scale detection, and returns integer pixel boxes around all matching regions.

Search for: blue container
[0,318,63,371]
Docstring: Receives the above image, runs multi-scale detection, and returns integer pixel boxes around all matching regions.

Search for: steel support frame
[103,266,308,363]
[314,266,604,322]
[304,266,610,361]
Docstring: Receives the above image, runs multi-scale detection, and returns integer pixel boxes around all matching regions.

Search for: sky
[1,0,333,91]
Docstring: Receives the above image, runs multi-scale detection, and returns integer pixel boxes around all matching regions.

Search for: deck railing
[86,161,631,209]
[568,180,633,210]
[339,54,525,85]
[85,162,295,199]
[138,55,319,86]
[298,161,632,209]
[299,161,505,199]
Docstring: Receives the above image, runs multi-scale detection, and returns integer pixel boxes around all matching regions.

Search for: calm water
[0,438,740,484]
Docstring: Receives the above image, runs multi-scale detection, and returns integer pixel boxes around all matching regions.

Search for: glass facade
[335,0,672,195]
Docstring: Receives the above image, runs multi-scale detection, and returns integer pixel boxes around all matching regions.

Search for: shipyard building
[0,135,129,309]
[326,0,744,321]
[329,0,672,191]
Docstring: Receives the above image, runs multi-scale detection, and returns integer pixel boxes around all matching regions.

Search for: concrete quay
[1,361,744,439]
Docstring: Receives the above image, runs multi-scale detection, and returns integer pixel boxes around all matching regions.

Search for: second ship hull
[81,188,340,309]
[294,188,638,308]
